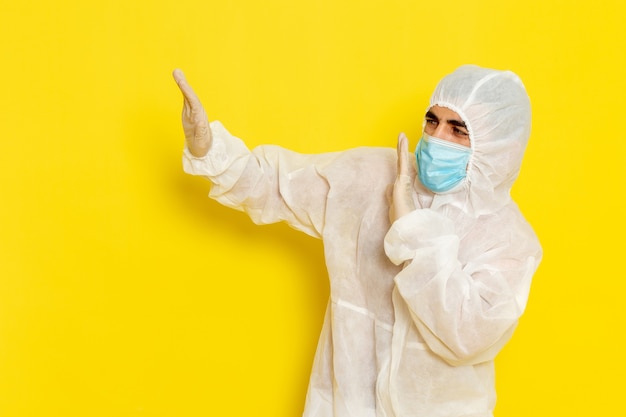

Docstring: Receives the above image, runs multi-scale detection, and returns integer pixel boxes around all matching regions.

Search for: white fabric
[182,65,542,417]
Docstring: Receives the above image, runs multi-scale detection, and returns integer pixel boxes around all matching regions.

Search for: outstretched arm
[173,69,212,157]
[174,69,332,238]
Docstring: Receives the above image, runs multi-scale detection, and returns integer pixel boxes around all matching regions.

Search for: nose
[433,123,445,139]
[432,124,446,139]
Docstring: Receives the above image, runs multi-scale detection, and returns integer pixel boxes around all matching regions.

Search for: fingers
[173,68,201,108]
[172,68,185,84]
[390,132,419,221]
[173,68,190,95]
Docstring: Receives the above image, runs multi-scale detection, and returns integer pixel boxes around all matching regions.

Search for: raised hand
[390,133,417,222]
[173,69,212,157]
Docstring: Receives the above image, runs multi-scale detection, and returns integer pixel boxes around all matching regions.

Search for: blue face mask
[415,133,472,193]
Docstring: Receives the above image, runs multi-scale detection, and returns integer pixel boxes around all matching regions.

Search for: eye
[425,118,437,126]
[453,126,469,136]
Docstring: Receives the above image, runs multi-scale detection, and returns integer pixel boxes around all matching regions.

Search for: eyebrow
[425,110,439,121]
[425,110,468,130]
[448,119,467,129]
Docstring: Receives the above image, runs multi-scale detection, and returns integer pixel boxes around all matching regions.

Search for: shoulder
[473,203,542,256]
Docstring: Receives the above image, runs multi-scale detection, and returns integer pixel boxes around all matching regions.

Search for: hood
[425,65,532,216]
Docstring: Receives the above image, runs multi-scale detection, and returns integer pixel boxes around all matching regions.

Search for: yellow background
[1,0,624,415]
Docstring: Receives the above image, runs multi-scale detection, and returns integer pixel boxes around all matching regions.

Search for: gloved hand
[173,69,212,157]
[390,133,418,223]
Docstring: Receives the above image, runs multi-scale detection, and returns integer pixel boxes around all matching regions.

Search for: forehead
[427,105,463,121]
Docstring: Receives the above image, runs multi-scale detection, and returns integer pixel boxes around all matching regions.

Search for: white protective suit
[182,65,542,417]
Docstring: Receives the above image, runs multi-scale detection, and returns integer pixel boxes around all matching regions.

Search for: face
[423,105,471,147]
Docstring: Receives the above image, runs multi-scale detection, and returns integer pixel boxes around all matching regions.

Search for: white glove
[390,133,418,223]
[173,69,212,157]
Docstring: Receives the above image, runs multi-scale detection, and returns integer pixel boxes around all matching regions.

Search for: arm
[384,208,541,366]
[173,70,333,237]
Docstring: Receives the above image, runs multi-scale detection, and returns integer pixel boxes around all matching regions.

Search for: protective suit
[182,65,542,417]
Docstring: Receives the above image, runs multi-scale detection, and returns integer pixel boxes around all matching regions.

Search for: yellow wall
[1,0,624,415]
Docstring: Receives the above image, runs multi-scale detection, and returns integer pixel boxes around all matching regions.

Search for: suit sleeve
[183,121,338,238]
[384,208,542,366]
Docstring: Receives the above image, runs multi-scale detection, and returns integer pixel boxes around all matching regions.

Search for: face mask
[415,133,471,193]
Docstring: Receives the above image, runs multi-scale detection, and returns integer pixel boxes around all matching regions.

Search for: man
[173,65,542,417]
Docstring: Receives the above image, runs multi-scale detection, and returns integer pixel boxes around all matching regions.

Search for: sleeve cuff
[182,121,251,186]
